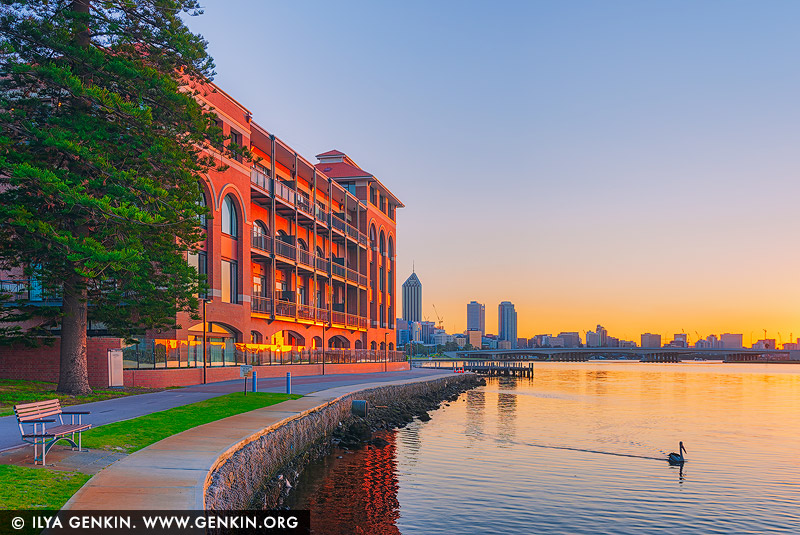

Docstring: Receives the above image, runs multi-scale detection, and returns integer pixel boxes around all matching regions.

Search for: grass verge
[0,465,90,510]
[81,391,300,453]
[0,379,168,417]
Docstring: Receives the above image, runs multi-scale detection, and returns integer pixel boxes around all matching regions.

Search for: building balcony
[0,279,61,304]
[274,240,297,262]
[274,300,296,319]
[251,233,272,254]
[251,296,272,315]
[250,166,329,227]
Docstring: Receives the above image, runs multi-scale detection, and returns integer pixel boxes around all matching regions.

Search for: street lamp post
[202,298,210,384]
[384,332,388,372]
[322,321,326,376]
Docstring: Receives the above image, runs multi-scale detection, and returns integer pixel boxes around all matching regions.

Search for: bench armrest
[22,419,56,424]
[61,411,91,415]
[22,433,55,438]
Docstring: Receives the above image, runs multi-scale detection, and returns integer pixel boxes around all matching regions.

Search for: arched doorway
[328,335,351,349]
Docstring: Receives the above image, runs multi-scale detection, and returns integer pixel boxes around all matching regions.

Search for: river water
[284,362,800,534]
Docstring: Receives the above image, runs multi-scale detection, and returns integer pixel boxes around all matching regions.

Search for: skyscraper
[498,301,517,349]
[467,301,485,336]
[402,271,422,322]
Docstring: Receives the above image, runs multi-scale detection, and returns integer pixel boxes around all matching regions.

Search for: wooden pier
[462,361,534,377]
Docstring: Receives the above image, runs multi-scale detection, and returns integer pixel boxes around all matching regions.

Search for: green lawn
[0,379,165,417]
[81,391,300,453]
[0,465,90,510]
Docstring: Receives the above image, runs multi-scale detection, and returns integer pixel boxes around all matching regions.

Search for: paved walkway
[64,370,454,510]
[0,368,442,452]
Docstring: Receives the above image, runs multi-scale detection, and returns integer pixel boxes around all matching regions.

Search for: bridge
[449,346,800,363]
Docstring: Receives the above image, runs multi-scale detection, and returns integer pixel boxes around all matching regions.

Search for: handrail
[331,263,346,278]
[297,248,313,267]
[330,214,346,234]
[332,311,346,325]
[251,233,272,253]
[251,296,272,314]
[274,240,297,261]
[250,166,271,192]
[297,303,314,320]
[274,180,295,205]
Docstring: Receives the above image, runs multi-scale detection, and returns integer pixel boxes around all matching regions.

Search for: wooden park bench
[14,399,91,466]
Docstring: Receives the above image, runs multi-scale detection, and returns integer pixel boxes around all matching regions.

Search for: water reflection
[283,430,400,535]
[464,389,485,444]
[285,363,800,534]
[496,377,517,445]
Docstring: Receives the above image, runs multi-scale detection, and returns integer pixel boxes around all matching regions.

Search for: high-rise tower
[467,301,486,336]
[402,271,422,322]
[498,301,517,349]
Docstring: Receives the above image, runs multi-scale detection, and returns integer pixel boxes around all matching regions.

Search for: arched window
[277,229,290,243]
[251,331,262,344]
[369,225,376,249]
[222,194,238,237]
[379,230,386,257]
[316,246,325,258]
[389,342,394,350]
[388,236,394,259]
[253,220,268,239]
[297,238,308,251]
[198,190,207,229]
[370,341,377,350]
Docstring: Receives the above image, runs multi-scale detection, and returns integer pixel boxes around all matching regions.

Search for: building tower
[498,301,517,349]
[467,301,486,336]
[402,270,422,322]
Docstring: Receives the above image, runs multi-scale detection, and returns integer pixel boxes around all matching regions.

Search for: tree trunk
[57,272,91,394]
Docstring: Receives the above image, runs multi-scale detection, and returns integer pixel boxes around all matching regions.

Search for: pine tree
[0,0,229,394]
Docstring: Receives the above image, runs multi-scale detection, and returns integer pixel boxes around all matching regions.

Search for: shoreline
[61,370,478,510]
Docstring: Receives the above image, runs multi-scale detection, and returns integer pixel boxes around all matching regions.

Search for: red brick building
[0,80,404,386]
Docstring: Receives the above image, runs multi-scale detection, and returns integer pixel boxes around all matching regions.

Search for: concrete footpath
[63,370,454,510]
[0,368,443,452]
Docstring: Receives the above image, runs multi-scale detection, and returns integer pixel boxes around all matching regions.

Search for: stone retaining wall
[204,374,475,510]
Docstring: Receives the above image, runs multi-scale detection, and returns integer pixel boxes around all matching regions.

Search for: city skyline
[184,2,800,339]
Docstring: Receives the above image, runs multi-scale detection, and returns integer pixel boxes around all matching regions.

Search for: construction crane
[432,304,444,330]
[695,331,702,345]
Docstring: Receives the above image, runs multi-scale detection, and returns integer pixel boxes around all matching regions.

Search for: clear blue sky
[185,1,800,341]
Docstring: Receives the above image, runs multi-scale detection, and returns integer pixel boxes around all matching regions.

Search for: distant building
[483,337,498,349]
[402,271,422,322]
[433,331,452,346]
[671,333,688,348]
[467,301,486,336]
[782,342,798,350]
[420,320,436,345]
[585,332,597,347]
[467,330,483,348]
[641,333,662,348]
[498,340,512,350]
[720,333,743,349]
[531,334,549,348]
[752,339,776,350]
[517,337,529,349]
[498,301,517,349]
[557,332,582,348]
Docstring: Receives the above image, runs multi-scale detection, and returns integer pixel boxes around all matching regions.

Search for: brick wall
[0,338,123,389]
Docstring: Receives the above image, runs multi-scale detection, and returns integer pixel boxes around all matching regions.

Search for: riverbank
[252,374,485,508]
[61,370,476,510]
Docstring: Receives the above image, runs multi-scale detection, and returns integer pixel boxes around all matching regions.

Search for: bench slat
[15,399,62,412]
[46,423,91,435]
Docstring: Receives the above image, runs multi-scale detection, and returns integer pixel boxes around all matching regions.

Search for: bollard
[252,370,258,393]
[351,400,368,417]
[286,372,291,395]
